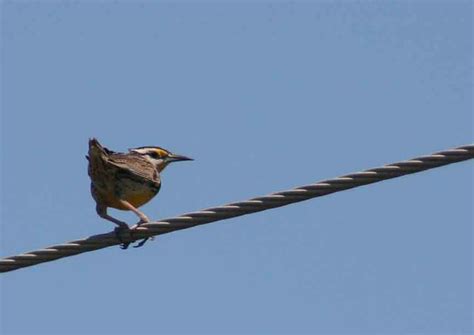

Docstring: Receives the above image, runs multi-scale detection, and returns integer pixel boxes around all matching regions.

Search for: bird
[86,138,192,249]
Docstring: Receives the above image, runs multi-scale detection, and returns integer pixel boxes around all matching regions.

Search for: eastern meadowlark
[87,138,192,249]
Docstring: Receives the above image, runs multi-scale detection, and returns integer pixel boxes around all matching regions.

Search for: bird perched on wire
[87,138,192,249]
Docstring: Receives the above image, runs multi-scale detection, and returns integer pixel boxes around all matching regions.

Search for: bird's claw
[120,242,131,250]
[132,238,149,248]
[115,221,155,249]
[127,218,151,248]
[114,225,131,250]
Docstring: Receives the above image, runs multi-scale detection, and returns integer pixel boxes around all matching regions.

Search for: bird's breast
[117,178,161,209]
[94,178,161,210]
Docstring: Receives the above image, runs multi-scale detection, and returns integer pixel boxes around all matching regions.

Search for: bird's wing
[107,154,159,184]
[88,139,159,185]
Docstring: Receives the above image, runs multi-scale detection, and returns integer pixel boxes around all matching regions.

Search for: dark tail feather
[88,138,110,158]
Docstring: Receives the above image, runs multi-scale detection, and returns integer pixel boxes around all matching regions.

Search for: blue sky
[1,1,472,334]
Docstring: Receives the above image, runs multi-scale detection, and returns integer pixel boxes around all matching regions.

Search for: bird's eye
[149,151,160,159]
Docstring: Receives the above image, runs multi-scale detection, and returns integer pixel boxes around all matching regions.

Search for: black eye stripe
[148,152,160,159]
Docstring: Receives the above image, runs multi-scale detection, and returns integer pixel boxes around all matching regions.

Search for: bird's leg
[117,200,150,225]
[117,200,152,248]
[96,205,131,249]
[96,204,129,228]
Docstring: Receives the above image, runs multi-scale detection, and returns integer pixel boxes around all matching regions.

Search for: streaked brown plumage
[87,138,192,248]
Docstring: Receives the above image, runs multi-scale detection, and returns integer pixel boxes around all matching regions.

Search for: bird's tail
[87,138,112,179]
[87,138,110,161]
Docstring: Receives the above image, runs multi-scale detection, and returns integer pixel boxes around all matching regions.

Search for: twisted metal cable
[1,144,473,273]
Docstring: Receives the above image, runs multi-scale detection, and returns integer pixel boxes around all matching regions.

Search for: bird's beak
[168,154,193,162]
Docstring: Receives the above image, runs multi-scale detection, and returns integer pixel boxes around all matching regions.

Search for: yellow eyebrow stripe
[156,148,169,157]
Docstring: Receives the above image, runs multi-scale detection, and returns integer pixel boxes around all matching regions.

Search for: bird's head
[130,146,193,172]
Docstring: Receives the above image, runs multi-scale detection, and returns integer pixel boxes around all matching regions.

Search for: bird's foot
[114,224,131,250]
[133,237,150,248]
[130,218,154,248]
[137,216,150,225]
